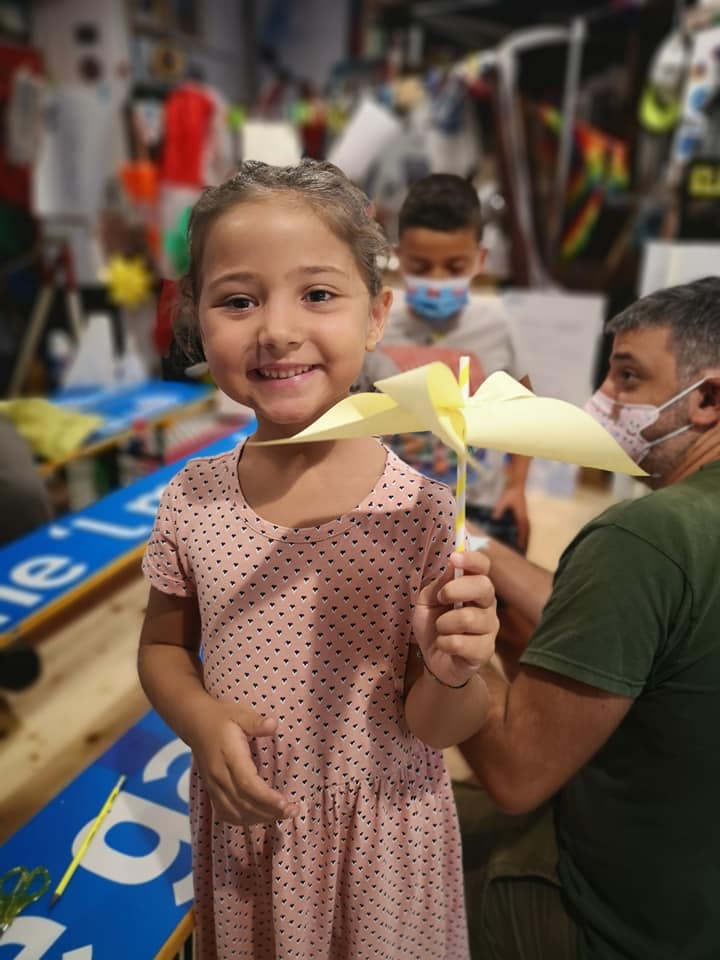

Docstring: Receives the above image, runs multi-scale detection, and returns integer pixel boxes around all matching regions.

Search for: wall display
[73,24,100,46]
[169,0,199,38]
[679,155,720,238]
[0,44,43,208]
[0,0,31,42]
[127,0,200,38]
[670,25,720,173]
[127,0,171,35]
[148,41,185,82]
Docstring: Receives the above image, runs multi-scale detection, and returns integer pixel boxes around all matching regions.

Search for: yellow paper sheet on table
[257,363,646,477]
[0,398,104,462]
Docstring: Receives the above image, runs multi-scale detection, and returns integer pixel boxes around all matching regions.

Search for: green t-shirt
[521,460,720,960]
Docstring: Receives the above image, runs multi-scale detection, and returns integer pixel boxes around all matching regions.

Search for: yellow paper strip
[255,363,645,477]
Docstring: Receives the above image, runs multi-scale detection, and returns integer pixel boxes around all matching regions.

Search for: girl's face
[197,197,391,440]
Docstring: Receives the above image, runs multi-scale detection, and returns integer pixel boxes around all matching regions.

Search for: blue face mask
[405,275,471,324]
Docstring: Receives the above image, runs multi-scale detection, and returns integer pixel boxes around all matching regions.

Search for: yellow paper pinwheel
[258,361,645,557]
[259,362,644,478]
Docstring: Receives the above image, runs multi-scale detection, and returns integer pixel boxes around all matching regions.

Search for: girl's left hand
[412,550,498,688]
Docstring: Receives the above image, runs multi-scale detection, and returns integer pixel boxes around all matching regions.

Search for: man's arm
[462,522,681,814]
[460,663,633,814]
[483,535,553,628]
[491,453,531,551]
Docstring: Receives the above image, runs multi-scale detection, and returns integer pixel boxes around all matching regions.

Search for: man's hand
[492,485,529,551]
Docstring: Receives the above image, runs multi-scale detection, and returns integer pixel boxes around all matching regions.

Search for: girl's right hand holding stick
[413,548,497,687]
[406,548,498,750]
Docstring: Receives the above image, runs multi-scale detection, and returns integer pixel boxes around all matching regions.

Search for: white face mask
[584,377,706,464]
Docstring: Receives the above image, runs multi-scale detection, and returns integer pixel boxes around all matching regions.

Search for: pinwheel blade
[256,391,424,444]
[464,372,645,475]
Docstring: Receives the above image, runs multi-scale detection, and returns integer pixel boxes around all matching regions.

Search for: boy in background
[380,173,531,550]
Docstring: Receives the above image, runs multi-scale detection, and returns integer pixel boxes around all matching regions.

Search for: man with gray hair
[456,276,720,959]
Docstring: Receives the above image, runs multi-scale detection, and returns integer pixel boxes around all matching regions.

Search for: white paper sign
[64,313,116,388]
[328,96,403,182]
[640,240,720,296]
[241,121,302,166]
[501,289,605,495]
[502,289,605,407]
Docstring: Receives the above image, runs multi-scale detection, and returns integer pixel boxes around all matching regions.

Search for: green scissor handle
[0,866,51,931]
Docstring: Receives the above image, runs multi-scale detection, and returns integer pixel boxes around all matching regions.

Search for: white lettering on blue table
[0,487,165,631]
[0,917,92,959]
[0,731,192,957]
[0,427,252,635]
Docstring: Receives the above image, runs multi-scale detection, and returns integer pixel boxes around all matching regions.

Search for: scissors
[0,866,51,936]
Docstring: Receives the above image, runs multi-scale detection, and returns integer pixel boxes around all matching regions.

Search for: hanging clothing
[160,84,215,187]
[159,83,232,188]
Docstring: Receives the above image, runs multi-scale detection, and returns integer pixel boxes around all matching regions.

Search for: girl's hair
[398,173,484,241]
[175,159,389,360]
[606,276,720,379]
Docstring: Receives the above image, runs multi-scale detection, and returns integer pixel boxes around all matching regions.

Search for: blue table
[0,711,193,959]
[52,381,215,444]
[42,380,217,476]
[0,422,255,647]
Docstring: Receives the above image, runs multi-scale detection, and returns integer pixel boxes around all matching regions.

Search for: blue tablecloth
[0,423,254,641]
[53,380,215,443]
[0,711,192,959]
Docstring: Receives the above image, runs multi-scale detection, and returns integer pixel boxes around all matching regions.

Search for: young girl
[138,159,497,960]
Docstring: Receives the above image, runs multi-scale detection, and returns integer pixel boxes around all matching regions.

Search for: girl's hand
[189,700,299,825]
[412,550,498,688]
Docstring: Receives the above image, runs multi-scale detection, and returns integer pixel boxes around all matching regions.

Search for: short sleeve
[142,474,197,597]
[521,523,688,697]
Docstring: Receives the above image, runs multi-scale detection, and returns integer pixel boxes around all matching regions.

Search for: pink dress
[143,443,469,960]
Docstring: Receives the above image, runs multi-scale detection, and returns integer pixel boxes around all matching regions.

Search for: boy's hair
[175,159,389,359]
[398,174,483,240]
[606,276,720,379]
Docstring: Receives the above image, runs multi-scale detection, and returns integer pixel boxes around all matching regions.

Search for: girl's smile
[250,362,320,384]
